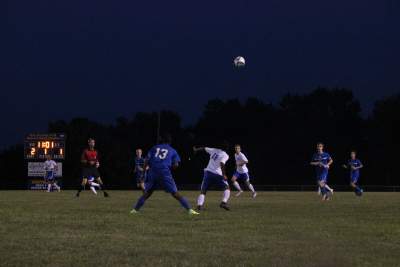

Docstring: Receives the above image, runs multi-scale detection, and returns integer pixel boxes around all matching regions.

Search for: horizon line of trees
[1,87,399,189]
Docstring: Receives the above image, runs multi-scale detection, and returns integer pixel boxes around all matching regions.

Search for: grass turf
[0,190,399,267]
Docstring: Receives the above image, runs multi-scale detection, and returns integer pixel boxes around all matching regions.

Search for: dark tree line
[1,88,399,189]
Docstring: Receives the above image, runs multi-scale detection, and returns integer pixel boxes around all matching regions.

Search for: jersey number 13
[155,148,169,159]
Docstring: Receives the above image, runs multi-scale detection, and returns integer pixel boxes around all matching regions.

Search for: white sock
[53,183,60,190]
[47,184,51,192]
[232,181,242,191]
[91,182,100,188]
[222,190,230,203]
[90,186,97,195]
[248,183,255,193]
[197,194,205,206]
[325,184,333,191]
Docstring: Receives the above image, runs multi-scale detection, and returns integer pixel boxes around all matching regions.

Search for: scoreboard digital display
[24,133,66,160]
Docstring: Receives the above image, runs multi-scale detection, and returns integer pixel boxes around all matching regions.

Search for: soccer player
[231,144,257,198]
[132,148,147,192]
[130,134,199,215]
[343,150,364,196]
[310,142,334,201]
[43,155,60,192]
[194,142,231,211]
[76,138,109,197]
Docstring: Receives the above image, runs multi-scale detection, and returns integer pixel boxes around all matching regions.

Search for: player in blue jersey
[130,134,199,215]
[310,142,334,201]
[132,148,147,192]
[343,150,364,196]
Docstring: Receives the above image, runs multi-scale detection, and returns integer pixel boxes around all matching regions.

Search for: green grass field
[0,191,399,267]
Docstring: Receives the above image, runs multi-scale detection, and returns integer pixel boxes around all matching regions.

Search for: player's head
[46,154,52,160]
[350,150,357,159]
[88,138,95,148]
[159,133,172,144]
[136,148,142,157]
[316,142,324,152]
[234,144,241,153]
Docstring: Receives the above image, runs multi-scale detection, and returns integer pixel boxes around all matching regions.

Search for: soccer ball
[233,56,245,67]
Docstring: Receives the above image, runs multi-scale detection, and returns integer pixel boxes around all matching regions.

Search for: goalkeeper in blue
[343,150,364,196]
[130,134,199,215]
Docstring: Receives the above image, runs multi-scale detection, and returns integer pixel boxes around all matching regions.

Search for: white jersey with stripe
[235,152,249,174]
[204,147,229,176]
[44,160,57,171]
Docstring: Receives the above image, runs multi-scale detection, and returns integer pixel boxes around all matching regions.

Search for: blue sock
[178,197,191,210]
[134,195,146,210]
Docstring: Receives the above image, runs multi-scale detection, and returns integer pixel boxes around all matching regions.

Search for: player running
[130,134,199,215]
[194,142,231,211]
[76,138,109,197]
[343,150,364,196]
[231,144,257,198]
[132,148,147,192]
[310,142,334,201]
[43,155,61,192]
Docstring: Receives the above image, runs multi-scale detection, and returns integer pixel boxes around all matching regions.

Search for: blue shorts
[135,171,146,183]
[316,170,328,182]
[233,171,250,182]
[45,171,55,180]
[145,169,178,194]
[200,171,229,192]
[351,174,359,184]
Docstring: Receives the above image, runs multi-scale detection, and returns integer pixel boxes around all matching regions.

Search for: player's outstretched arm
[310,161,320,166]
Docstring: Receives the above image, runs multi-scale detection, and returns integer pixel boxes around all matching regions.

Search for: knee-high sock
[53,183,60,190]
[90,186,97,194]
[248,183,255,193]
[197,194,205,206]
[178,197,191,210]
[222,190,230,203]
[134,195,146,211]
[77,184,85,193]
[47,184,51,192]
[232,181,242,191]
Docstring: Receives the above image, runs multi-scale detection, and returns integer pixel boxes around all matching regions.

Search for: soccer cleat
[188,209,200,215]
[252,192,257,198]
[219,202,230,211]
[103,191,109,197]
[129,209,139,214]
[235,190,243,197]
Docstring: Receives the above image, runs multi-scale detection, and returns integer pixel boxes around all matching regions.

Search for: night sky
[2,0,399,149]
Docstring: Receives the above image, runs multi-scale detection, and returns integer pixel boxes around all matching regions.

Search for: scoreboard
[24,133,66,160]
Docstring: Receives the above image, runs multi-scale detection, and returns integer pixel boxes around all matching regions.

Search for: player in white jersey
[231,144,257,198]
[193,142,231,211]
[43,155,60,192]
